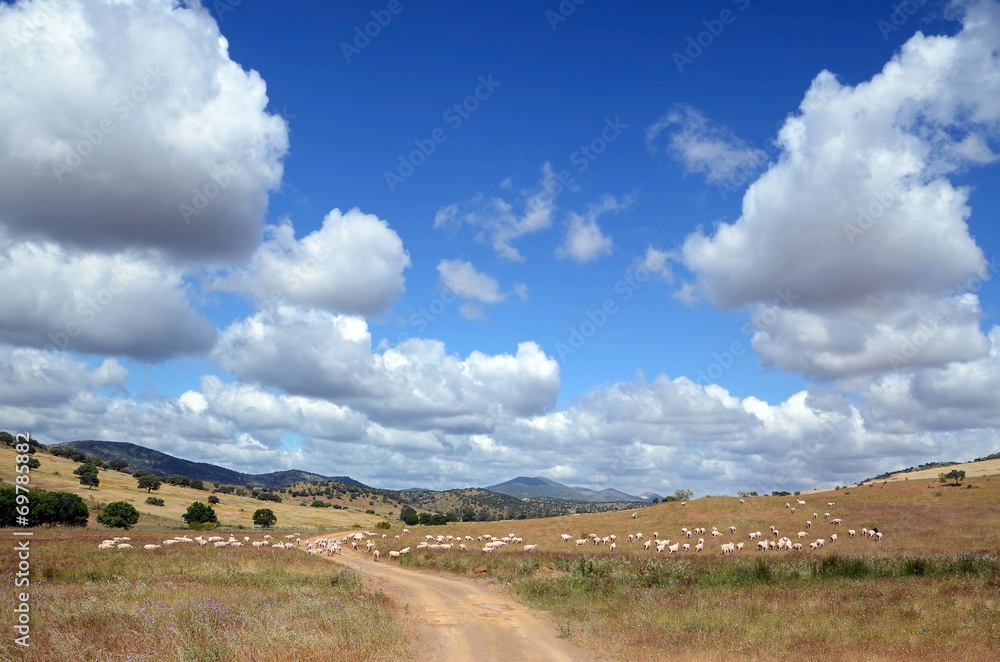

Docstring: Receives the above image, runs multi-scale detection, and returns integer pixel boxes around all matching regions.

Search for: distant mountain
[56,440,364,489]
[637,491,663,501]
[487,476,647,502]
[400,487,431,492]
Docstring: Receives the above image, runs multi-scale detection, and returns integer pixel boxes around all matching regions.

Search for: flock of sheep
[96,499,883,563]
[97,532,303,551]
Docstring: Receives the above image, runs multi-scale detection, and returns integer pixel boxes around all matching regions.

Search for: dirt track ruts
[313,535,599,662]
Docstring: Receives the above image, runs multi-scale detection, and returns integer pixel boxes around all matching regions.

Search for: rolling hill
[487,476,652,502]
[55,440,364,488]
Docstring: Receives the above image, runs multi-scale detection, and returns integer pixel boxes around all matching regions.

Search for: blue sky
[1,0,999,496]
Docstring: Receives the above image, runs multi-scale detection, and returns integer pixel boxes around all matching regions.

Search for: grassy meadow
[0,528,412,662]
[385,473,1000,660]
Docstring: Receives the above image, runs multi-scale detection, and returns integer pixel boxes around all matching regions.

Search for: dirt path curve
[307,534,600,662]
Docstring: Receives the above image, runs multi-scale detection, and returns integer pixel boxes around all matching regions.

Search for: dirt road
[316,536,599,662]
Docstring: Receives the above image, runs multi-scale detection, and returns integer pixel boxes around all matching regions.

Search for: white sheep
[797,531,808,538]
[848,529,856,538]
[830,534,838,543]
[806,521,812,528]
[831,518,842,525]
[561,534,573,542]
[609,542,616,552]
[668,543,680,554]
[644,540,652,550]
[694,542,704,552]
[372,550,380,562]
[143,544,161,550]
[790,507,796,514]
[797,500,806,505]
[682,543,690,552]
[729,526,737,533]
[388,550,401,559]
[117,543,133,549]
[736,542,745,551]
[524,544,538,552]
[575,539,587,547]
[875,532,883,541]
[739,499,745,504]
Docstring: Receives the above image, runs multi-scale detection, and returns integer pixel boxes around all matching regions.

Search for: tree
[673,489,694,501]
[182,502,218,526]
[74,464,100,489]
[399,506,418,526]
[137,474,162,493]
[108,459,129,471]
[252,508,276,528]
[97,501,140,529]
[945,469,966,486]
[207,495,220,504]
[26,457,40,469]
[167,475,191,487]
[651,497,660,504]
[189,479,206,491]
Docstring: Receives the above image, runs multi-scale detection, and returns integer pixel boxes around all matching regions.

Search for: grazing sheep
[213,542,228,548]
[797,531,808,538]
[786,503,791,509]
[830,534,838,543]
[636,533,643,540]
[668,543,680,554]
[824,513,831,519]
[117,544,133,549]
[561,534,573,542]
[739,499,745,504]
[790,508,796,514]
[682,543,690,552]
[632,512,638,519]
[828,502,835,507]
[806,521,812,528]
[809,542,819,551]
[575,539,587,547]
[694,542,704,552]
[388,551,400,559]
[609,542,616,552]
[813,513,818,519]
[524,544,539,552]
[730,526,737,533]
[143,544,161,550]
[797,500,806,505]
[875,532,883,541]
[402,528,410,535]
[848,529,856,538]
[736,542,745,551]
[372,550,380,562]
[831,518,842,525]
[757,541,769,552]
[792,543,803,551]
[627,534,635,543]
[644,540,652,550]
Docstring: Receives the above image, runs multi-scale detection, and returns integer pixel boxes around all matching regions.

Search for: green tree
[74,464,100,489]
[33,491,89,526]
[399,506,418,526]
[182,502,218,526]
[189,479,206,491]
[107,459,129,471]
[207,495,220,504]
[945,469,966,486]
[252,508,276,528]
[26,457,40,470]
[167,475,191,487]
[137,474,162,493]
[673,489,694,501]
[97,501,140,529]
[146,497,165,506]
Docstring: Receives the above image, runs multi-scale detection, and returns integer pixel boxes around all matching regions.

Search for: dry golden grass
[385,473,1000,660]
[0,446,388,530]
[0,528,413,662]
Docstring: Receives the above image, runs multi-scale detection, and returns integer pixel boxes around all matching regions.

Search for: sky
[1,0,999,497]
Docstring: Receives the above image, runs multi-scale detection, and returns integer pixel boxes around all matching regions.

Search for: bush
[207,495,220,504]
[365,509,376,515]
[399,506,418,526]
[146,497,165,506]
[311,500,330,508]
[257,492,282,503]
[97,501,140,529]
[74,464,100,490]
[182,502,218,526]
[374,521,391,529]
[31,491,90,527]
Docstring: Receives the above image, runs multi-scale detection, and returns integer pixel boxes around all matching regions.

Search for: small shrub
[145,497,165,506]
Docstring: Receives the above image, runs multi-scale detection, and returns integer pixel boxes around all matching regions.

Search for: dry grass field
[0,446,387,531]
[2,443,999,660]
[0,528,411,661]
[385,473,1000,660]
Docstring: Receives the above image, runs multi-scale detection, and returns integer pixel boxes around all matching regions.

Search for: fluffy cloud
[0,0,287,262]
[0,234,216,360]
[213,306,561,430]
[678,3,999,379]
[647,105,769,184]
[212,208,411,317]
[555,195,629,263]
[435,163,560,262]
[437,259,506,304]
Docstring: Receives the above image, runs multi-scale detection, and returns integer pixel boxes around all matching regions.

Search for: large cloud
[0,0,287,262]
[212,306,561,431]
[675,1,999,379]
[0,233,216,360]
[211,208,411,317]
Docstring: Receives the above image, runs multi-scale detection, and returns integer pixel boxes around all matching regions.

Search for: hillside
[56,440,364,488]
[488,476,649,502]
[858,448,1000,484]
